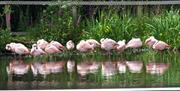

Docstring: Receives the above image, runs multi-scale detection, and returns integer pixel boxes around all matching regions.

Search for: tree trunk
[5,5,11,31]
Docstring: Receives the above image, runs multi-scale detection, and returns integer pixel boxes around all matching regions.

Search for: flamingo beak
[113,44,119,49]
[59,46,66,51]
[145,39,151,45]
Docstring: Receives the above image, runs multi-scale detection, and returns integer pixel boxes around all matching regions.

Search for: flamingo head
[5,44,11,51]
[32,44,38,49]
[100,38,105,43]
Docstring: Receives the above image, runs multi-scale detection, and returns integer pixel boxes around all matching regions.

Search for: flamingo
[6,43,29,55]
[37,39,49,50]
[76,40,94,52]
[152,41,170,51]
[126,38,142,49]
[6,43,28,52]
[49,40,64,50]
[116,40,126,52]
[66,40,75,50]
[30,44,46,56]
[44,44,62,54]
[100,38,118,52]
[14,46,30,55]
[6,43,24,52]
[86,39,100,48]
[145,36,158,47]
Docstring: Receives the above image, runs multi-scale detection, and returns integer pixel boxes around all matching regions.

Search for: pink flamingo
[6,43,27,52]
[146,62,170,75]
[6,43,29,55]
[152,41,170,51]
[100,38,118,52]
[116,40,126,52]
[145,36,158,47]
[76,40,94,52]
[86,39,100,48]
[66,40,75,50]
[44,44,62,54]
[30,44,46,56]
[49,40,65,50]
[126,38,142,49]
[37,39,49,50]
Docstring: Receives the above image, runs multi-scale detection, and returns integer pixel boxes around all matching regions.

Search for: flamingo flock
[5,36,170,56]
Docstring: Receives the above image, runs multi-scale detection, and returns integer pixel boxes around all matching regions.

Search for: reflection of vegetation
[0,51,179,89]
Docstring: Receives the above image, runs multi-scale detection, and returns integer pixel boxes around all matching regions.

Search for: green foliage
[1,7,178,50]
[0,29,11,52]
[145,9,180,48]
[27,5,82,44]
[82,9,180,48]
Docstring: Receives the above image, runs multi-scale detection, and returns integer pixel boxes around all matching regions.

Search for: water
[0,51,179,89]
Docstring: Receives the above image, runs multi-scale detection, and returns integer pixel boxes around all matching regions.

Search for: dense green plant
[0,29,12,52]
[145,10,180,48]
[82,9,180,48]
[27,5,82,44]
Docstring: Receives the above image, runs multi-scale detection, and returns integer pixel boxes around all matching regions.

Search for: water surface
[0,51,179,89]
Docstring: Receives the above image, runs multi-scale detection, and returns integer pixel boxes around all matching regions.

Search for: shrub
[27,5,82,44]
[0,29,12,52]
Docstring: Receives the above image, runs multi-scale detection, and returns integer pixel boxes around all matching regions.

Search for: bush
[0,29,12,52]
[27,5,82,44]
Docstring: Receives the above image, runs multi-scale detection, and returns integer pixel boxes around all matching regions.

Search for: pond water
[0,51,179,89]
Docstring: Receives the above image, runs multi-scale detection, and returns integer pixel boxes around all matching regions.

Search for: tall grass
[82,9,180,48]
[145,10,180,48]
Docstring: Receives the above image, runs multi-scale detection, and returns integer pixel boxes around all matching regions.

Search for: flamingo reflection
[126,61,143,73]
[146,62,170,75]
[6,60,29,75]
[101,61,117,77]
[77,61,100,76]
[31,61,65,76]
